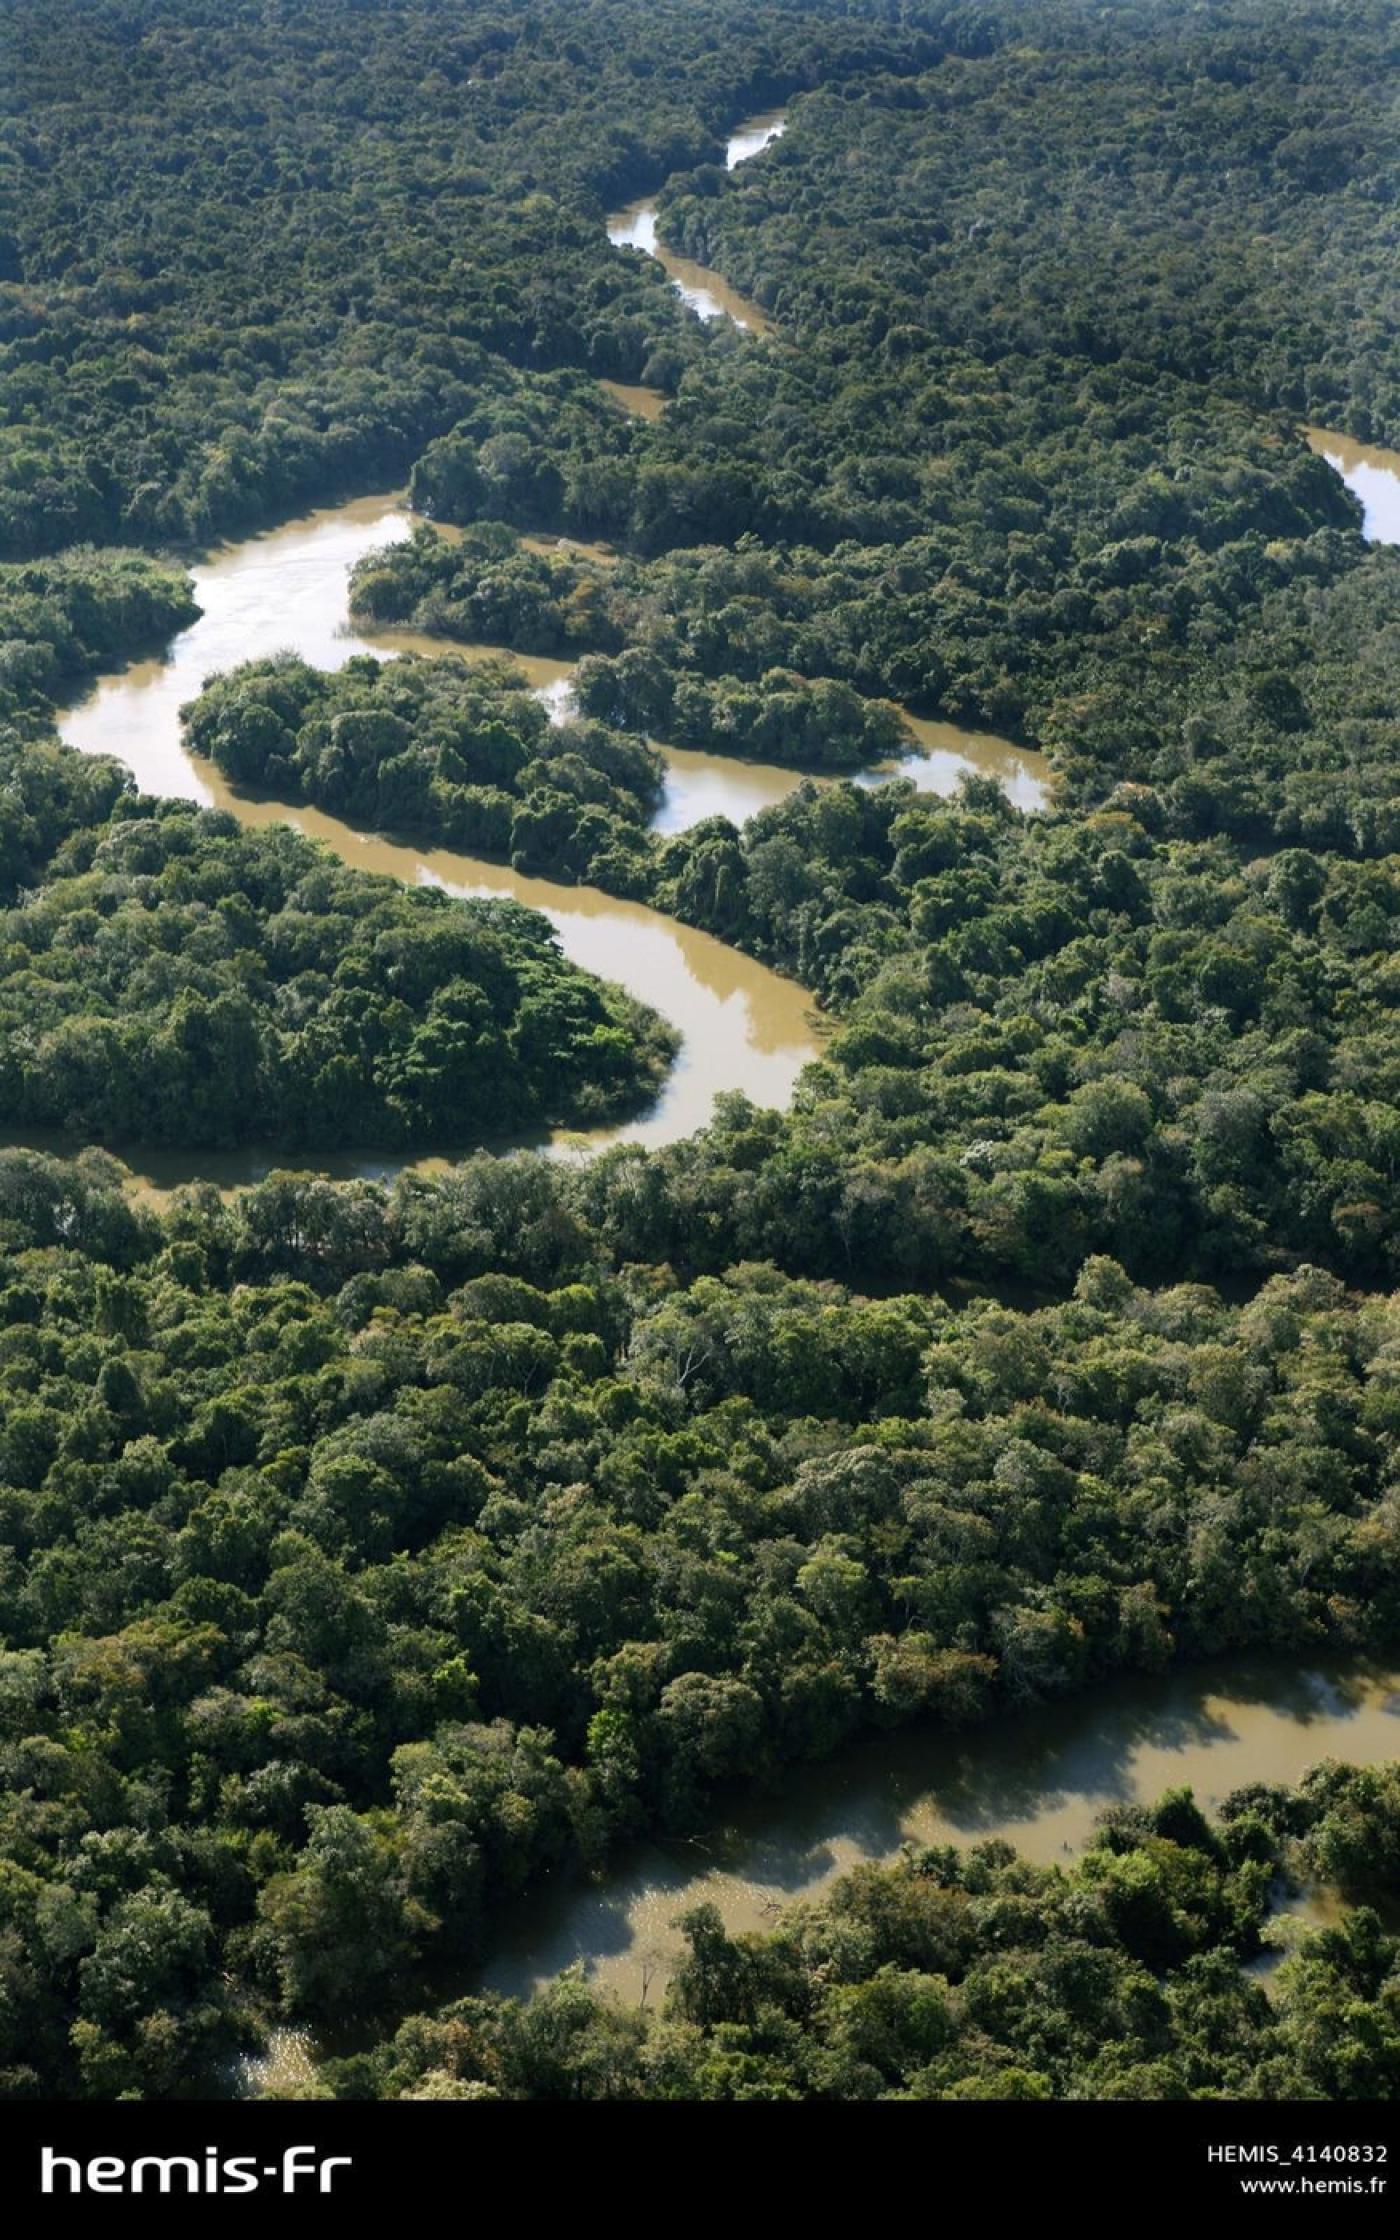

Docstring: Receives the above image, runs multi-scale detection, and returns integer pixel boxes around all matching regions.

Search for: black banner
[1,2098,1395,2219]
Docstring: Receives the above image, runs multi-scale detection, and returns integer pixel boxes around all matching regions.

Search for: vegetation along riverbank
[3,0,1400,2105]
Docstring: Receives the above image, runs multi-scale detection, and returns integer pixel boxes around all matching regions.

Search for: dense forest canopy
[0,0,944,554]
[175,649,1400,1296]
[0,1185,1396,2096]
[0,787,677,1147]
[3,0,1400,2104]
[184,648,666,889]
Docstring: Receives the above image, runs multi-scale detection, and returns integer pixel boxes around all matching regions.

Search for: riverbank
[603,112,786,334]
[238,1651,1400,2093]
[478,1653,1400,2007]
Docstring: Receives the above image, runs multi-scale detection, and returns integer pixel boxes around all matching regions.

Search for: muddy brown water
[479,1656,1400,2007]
[605,111,787,335]
[54,495,821,1182]
[598,377,669,421]
[237,1654,1397,2091]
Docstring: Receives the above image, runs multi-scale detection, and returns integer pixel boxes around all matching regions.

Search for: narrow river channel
[50,107,1051,1183]
[605,110,787,332]
[48,464,1046,1189]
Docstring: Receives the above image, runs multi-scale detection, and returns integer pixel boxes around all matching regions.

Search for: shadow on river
[473,1653,1400,2008]
[239,1651,1399,2092]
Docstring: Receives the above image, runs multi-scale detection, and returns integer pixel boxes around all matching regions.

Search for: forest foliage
[0,0,941,554]
[184,648,664,891]
[4,0,1400,2102]
[0,776,676,1148]
[0,1176,1397,2094]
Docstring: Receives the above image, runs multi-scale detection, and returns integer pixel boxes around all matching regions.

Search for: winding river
[478,1656,1400,2006]
[55,411,1385,1190]
[44,122,1400,2063]
[55,498,819,1181]
[254,422,1400,2067]
[603,111,1050,812]
[605,110,787,333]
[50,107,1049,1184]
[52,488,1045,1191]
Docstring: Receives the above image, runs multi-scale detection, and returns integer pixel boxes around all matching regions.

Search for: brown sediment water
[724,111,789,169]
[479,1656,1400,2008]
[598,377,669,421]
[237,1657,1388,2087]
[241,1651,1396,2088]
[133,117,1389,2093]
[648,741,822,832]
[57,492,580,798]
[54,493,820,1182]
[3,761,822,1196]
[1305,424,1400,543]
[57,483,1049,861]
[606,195,776,336]
[49,98,1051,1197]
[42,487,1059,1198]
[604,111,787,336]
[600,105,1053,818]
[138,793,818,1172]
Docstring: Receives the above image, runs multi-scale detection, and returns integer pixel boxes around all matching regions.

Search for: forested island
[184,648,667,890]
[3,0,1400,2113]
[0,799,677,1148]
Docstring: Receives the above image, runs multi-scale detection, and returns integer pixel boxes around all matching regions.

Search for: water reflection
[480,1657,1400,2006]
[1305,424,1400,543]
[725,112,787,170]
[864,711,1052,816]
[605,109,786,335]
[646,709,1052,830]
[2,759,822,1190]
